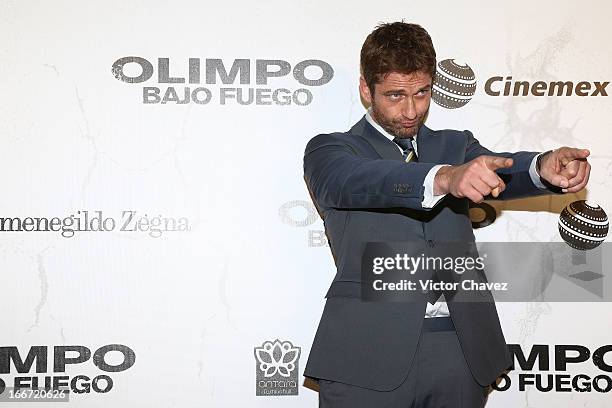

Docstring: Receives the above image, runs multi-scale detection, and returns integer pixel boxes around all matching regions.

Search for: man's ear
[359,76,372,105]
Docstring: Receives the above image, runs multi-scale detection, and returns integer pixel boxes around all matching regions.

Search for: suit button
[427,240,435,248]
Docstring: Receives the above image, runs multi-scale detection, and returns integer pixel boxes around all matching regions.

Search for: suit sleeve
[463,130,557,200]
[303,134,438,210]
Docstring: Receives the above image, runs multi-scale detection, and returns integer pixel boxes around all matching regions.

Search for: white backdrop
[1,0,611,406]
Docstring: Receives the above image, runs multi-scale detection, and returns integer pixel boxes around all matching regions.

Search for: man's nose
[400,97,417,120]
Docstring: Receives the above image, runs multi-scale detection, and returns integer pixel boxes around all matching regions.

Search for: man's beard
[371,103,424,139]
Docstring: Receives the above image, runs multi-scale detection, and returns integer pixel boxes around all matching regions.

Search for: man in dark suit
[303,22,591,407]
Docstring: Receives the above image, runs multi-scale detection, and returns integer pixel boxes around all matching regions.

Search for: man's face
[359,71,433,139]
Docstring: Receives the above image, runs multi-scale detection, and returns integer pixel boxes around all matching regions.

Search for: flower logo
[254,340,301,377]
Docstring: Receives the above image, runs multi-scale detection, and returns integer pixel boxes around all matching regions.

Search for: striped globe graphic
[558,200,609,250]
[432,59,477,109]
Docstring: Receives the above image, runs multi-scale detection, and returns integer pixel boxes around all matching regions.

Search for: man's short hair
[360,22,436,92]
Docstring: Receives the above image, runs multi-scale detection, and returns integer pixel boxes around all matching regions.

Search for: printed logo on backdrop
[493,344,612,393]
[432,59,477,109]
[432,58,609,109]
[278,200,328,247]
[0,344,135,400]
[0,210,189,238]
[112,57,334,106]
[254,340,301,396]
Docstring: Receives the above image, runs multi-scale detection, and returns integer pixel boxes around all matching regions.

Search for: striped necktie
[393,137,417,162]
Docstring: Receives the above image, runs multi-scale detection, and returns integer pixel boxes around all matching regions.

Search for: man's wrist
[423,164,450,208]
[433,165,453,196]
[536,149,554,176]
[529,153,548,190]
[530,150,564,193]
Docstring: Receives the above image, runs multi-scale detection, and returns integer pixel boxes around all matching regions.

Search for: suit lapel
[351,115,440,163]
[350,116,404,162]
[415,124,438,163]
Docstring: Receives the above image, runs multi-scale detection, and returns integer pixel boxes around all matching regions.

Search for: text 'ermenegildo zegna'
[111,57,334,105]
[0,210,189,238]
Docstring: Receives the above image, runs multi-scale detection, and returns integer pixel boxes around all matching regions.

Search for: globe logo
[559,200,609,250]
[432,59,477,109]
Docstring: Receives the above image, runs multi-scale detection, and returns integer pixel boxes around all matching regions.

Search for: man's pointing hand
[434,155,513,203]
[538,147,591,193]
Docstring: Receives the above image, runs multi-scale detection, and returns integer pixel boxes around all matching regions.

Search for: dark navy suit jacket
[303,116,551,390]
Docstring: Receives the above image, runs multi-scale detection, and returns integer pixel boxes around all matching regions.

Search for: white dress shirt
[364,109,546,317]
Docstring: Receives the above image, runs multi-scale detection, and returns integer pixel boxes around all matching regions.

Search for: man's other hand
[434,156,513,203]
[538,147,591,193]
